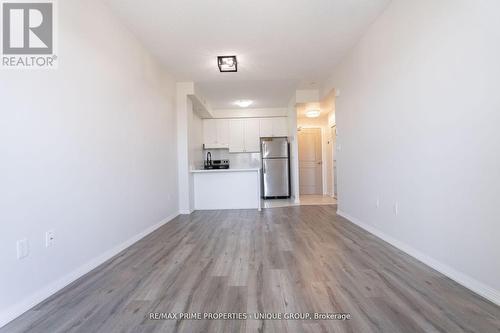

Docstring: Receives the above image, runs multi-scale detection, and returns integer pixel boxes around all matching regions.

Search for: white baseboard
[179,209,193,215]
[337,210,500,306]
[0,212,179,329]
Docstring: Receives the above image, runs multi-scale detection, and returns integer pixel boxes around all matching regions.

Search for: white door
[244,118,260,152]
[229,119,245,152]
[298,128,323,195]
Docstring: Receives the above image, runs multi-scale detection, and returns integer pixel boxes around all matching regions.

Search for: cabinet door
[203,119,217,145]
[272,117,288,137]
[216,119,230,147]
[244,118,261,152]
[229,119,245,153]
[259,118,273,138]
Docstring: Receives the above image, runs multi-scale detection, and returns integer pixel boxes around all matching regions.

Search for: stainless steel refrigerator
[261,137,290,198]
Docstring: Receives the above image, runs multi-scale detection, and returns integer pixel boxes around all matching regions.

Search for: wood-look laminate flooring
[3,206,500,332]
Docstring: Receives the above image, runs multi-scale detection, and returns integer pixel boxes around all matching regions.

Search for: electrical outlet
[394,202,399,216]
[45,230,55,247]
[17,239,29,259]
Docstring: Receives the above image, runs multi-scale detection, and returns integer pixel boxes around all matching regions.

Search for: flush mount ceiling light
[217,55,238,72]
[234,100,253,108]
[305,110,321,118]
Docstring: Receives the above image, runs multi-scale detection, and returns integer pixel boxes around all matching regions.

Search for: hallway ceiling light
[217,55,237,72]
[234,100,253,108]
[305,110,321,118]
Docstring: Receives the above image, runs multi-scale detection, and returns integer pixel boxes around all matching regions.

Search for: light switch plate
[17,239,29,259]
[46,230,55,247]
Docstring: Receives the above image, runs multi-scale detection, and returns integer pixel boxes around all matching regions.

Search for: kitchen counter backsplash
[202,149,261,169]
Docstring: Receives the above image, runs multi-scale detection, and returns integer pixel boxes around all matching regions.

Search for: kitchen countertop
[190,168,260,173]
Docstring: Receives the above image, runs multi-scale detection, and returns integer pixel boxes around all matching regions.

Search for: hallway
[262,195,337,209]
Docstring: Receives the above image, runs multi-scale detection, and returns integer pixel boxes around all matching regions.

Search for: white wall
[177,87,204,213]
[0,0,178,326]
[190,112,204,170]
[287,97,300,203]
[176,82,194,214]
[324,0,500,304]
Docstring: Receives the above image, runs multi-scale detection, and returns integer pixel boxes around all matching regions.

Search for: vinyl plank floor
[2,206,500,333]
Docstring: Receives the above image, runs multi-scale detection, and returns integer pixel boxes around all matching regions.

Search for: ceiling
[105,0,390,108]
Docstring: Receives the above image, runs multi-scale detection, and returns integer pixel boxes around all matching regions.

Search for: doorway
[298,128,323,195]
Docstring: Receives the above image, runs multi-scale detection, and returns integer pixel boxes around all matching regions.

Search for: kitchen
[190,112,291,211]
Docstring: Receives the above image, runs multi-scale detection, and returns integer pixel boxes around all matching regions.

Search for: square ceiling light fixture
[217,55,237,72]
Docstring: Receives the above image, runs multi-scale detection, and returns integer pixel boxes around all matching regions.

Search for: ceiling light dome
[305,110,321,118]
[235,100,253,108]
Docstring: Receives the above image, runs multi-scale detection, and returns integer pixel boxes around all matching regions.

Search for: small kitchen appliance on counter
[204,152,230,169]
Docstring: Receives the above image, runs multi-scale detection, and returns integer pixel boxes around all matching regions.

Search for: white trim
[337,210,500,306]
[0,212,179,328]
[179,209,194,215]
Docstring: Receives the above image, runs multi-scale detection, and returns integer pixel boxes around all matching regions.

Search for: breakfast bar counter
[190,168,261,211]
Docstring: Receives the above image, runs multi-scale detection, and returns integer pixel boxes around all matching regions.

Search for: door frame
[330,125,337,198]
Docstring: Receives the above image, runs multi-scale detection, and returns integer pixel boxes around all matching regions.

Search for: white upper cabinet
[229,119,245,153]
[259,118,273,137]
[203,119,230,148]
[216,119,230,146]
[272,118,288,137]
[259,117,288,138]
[229,118,261,153]
[207,117,288,152]
[244,118,260,152]
[203,119,217,145]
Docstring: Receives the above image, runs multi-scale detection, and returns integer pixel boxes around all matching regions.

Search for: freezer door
[261,137,288,158]
[263,159,290,197]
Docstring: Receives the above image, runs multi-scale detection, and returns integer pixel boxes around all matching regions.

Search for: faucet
[206,152,212,167]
